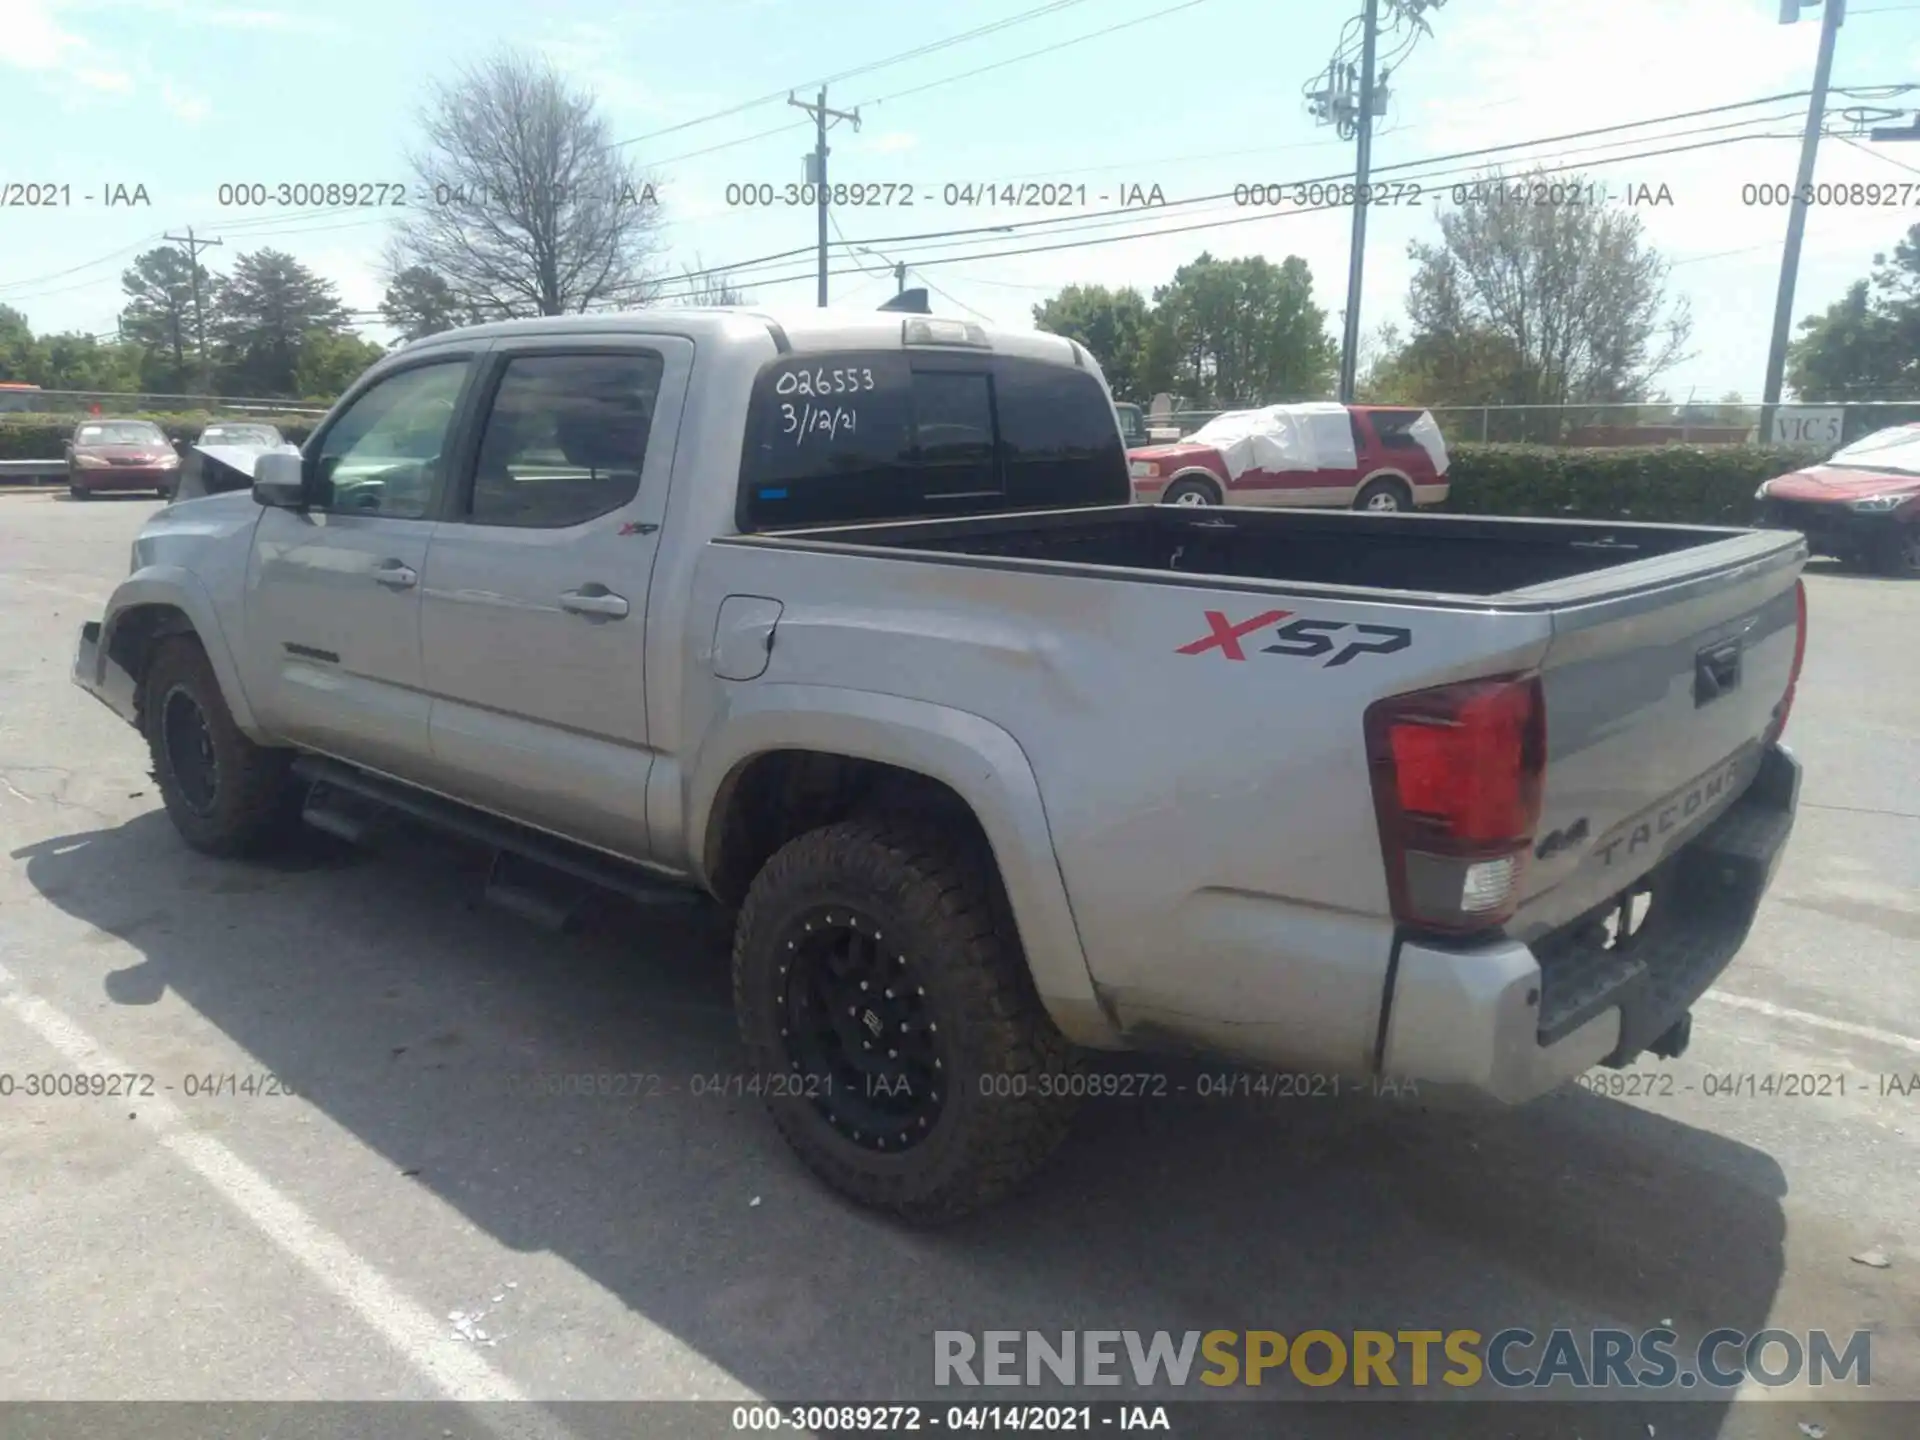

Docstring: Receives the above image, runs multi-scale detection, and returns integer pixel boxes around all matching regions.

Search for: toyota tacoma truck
[72,305,1807,1223]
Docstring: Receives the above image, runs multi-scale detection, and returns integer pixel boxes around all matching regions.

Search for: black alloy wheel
[160,685,221,816]
[778,904,951,1152]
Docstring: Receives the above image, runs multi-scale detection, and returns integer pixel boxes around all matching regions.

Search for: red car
[1756,423,1920,578]
[65,418,182,499]
[1127,402,1450,512]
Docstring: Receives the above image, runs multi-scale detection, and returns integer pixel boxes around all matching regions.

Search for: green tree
[380,264,470,342]
[32,333,145,391]
[292,329,386,402]
[119,246,210,394]
[1031,284,1153,401]
[211,249,353,396]
[1786,226,1920,401]
[1397,166,1691,408]
[1359,318,1528,405]
[0,305,36,381]
[1148,253,1337,406]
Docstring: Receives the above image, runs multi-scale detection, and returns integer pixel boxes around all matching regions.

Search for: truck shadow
[15,813,1790,1434]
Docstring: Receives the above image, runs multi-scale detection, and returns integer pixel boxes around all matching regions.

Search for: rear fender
[686,683,1119,1048]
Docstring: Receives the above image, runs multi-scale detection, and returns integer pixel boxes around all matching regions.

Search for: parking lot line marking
[0,957,553,1411]
[1700,988,1920,1055]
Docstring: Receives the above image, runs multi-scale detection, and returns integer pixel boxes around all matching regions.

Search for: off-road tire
[733,816,1083,1224]
[1160,476,1221,506]
[143,635,302,857]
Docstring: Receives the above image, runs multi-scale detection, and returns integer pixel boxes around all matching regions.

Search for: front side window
[465,352,665,527]
[313,361,469,518]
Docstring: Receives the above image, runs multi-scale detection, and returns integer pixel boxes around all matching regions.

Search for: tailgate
[1509,531,1806,941]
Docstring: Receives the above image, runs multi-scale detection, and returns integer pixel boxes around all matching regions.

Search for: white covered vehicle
[1128,401,1451,511]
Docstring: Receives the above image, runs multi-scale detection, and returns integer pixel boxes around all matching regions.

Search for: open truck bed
[756,502,1793,604]
[712,497,1805,1102]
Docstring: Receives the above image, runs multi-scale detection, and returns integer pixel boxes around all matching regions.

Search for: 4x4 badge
[1177,609,1414,668]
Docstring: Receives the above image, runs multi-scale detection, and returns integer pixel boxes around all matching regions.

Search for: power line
[0,84,1884,305]
[628,122,1827,307]
[605,0,1221,172]
[1832,130,1920,176]
[609,0,1099,151]
[853,0,1216,110]
[671,99,1818,287]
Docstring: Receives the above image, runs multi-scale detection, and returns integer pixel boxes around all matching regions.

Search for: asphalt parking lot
[0,488,1915,1439]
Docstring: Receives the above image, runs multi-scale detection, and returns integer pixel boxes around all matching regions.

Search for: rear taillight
[1364,673,1547,934]
[1771,578,1808,742]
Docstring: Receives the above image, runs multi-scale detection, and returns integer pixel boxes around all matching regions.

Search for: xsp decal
[1175,609,1293,661]
[1177,610,1414,668]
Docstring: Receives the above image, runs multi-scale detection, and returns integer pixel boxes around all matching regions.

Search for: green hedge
[1441,442,1827,525]
[0,412,318,461]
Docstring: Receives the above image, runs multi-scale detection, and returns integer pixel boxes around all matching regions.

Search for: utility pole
[895,261,907,296]
[1337,0,1382,403]
[788,88,860,306]
[1760,0,1847,444]
[162,225,222,397]
[1307,1,1442,403]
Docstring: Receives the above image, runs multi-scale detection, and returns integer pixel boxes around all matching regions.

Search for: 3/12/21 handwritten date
[781,401,857,445]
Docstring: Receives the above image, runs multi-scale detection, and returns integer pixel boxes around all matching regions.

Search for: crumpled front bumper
[1379,743,1802,1104]
[73,620,141,728]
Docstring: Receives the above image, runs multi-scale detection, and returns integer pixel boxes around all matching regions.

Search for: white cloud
[161,78,211,121]
[0,0,84,70]
[71,63,133,92]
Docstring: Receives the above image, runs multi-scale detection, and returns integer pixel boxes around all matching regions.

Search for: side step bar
[292,757,708,919]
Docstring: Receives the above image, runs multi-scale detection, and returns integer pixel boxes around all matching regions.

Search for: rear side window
[739,352,1127,530]
[1370,409,1428,451]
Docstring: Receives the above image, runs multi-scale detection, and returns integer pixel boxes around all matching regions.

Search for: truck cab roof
[398,306,1090,370]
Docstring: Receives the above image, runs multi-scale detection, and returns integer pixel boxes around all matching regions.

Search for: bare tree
[389,50,665,318]
[673,257,751,307]
[1401,166,1692,408]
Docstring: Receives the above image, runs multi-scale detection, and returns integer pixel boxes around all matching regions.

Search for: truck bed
[758,503,1786,602]
[719,499,1805,963]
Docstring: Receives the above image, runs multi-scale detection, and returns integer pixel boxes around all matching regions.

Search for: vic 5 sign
[1771,406,1843,446]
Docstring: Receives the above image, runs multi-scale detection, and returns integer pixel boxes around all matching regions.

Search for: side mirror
[252,449,308,509]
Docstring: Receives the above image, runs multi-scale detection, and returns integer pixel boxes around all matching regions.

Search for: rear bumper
[1379,742,1800,1103]
[73,620,141,727]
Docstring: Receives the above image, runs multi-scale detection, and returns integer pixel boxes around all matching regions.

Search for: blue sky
[5,0,1920,400]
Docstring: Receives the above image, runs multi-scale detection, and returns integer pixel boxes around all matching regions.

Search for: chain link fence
[1132,399,1920,449]
[1423,401,1920,449]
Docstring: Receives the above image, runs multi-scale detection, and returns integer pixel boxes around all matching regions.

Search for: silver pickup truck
[73,305,1807,1222]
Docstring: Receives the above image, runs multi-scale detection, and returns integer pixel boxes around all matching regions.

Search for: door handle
[373,562,418,590]
[559,586,630,619]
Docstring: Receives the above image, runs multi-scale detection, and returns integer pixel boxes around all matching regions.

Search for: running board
[290,756,707,912]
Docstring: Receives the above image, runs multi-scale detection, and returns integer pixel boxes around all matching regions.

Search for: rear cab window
[737,348,1128,531]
